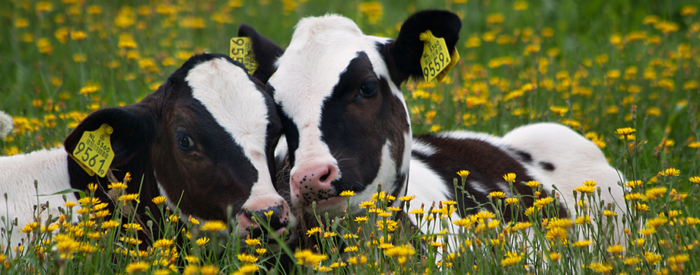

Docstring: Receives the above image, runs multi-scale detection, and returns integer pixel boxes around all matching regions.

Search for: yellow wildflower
[200,220,226,231]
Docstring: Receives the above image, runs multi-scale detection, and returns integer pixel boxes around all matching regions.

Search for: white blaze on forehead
[269,14,403,174]
[185,58,275,197]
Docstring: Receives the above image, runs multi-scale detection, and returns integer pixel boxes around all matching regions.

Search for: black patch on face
[515,150,533,163]
[540,161,556,171]
[312,51,408,196]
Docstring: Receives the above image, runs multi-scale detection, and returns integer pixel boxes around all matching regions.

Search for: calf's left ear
[64,104,154,172]
[384,10,462,84]
[238,23,285,84]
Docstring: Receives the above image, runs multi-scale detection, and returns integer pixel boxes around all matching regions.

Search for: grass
[2,0,700,274]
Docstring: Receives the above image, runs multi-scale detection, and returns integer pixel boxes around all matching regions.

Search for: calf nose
[237,200,292,239]
[290,164,338,205]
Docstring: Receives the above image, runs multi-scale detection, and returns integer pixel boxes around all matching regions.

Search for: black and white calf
[0,53,295,247]
[249,10,625,247]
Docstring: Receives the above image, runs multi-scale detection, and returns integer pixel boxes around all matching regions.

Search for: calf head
[255,11,461,215]
[63,53,295,238]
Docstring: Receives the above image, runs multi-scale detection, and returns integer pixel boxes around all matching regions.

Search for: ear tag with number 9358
[71,124,115,177]
[230,37,258,75]
[419,30,459,82]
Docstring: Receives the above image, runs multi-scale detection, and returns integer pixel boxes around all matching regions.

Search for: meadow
[1,0,700,274]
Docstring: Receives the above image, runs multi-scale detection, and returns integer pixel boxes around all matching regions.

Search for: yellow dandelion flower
[607,244,624,254]
[107,182,127,190]
[200,220,226,231]
[118,193,139,202]
[526,181,540,188]
[196,237,209,246]
[457,170,470,177]
[500,251,522,266]
[505,197,519,205]
[640,227,656,236]
[245,236,261,246]
[339,190,355,197]
[615,127,635,135]
[102,220,119,230]
[603,210,617,217]
[489,191,506,199]
[123,223,142,231]
[125,261,150,274]
[199,265,219,275]
[549,252,561,261]
[358,201,375,209]
[19,222,38,234]
[589,262,612,273]
[661,168,680,177]
[399,195,416,202]
[644,251,662,264]
[189,217,200,225]
[550,106,569,116]
[644,187,667,200]
[636,203,650,211]
[237,253,259,263]
[151,196,166,205]
[688,142,700,149]
[306,227,321,237]
[572,240,591,247]
[153,239,173,249]
[503,173,516,182]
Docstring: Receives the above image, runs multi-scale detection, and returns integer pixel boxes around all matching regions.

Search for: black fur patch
[540,162,556,171]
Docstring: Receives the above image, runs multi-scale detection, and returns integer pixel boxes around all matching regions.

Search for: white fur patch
[186,58,279,204]
[502,122,626,240]
[0,110,12,138]
[405,158,451,215]
[0,147,77,246]
[412,138,437,156]
[405,157,455,261]
[468,180,490,195]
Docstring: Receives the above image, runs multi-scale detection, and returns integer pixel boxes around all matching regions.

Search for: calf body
[1,53,294,247]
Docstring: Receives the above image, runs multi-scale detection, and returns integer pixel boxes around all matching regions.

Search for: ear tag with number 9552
[71,124,115,178]
[230,37,258,75]
[419,30,459,82]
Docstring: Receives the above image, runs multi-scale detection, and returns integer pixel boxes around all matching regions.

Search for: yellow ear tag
[230,37,258,75]
[71,124,115,178]
[419,30,457,83]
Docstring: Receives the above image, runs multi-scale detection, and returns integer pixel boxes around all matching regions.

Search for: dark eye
[178,134,195,150]
[358,81,378,98]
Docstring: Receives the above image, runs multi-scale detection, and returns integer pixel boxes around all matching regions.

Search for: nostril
[319,170,331,182]
[319,165,335,183]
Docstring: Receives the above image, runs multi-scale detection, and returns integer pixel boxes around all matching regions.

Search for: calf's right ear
[64,104,154,170]
[238,24,285,84]
[385,10,462,85]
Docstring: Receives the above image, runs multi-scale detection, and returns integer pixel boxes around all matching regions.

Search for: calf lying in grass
[242,10,626,263]
[0,53,295,248]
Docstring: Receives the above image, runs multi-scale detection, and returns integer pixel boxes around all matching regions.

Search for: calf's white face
[264,11,461,215]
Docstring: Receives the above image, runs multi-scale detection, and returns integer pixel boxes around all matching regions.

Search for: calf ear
[238,23,284,84]
[64,104,154,169]
[387,10,462,84]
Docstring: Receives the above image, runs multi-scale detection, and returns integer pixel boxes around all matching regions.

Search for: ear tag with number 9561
[230,37,258,75]
[71,124,115,177]
[419,30,460,82]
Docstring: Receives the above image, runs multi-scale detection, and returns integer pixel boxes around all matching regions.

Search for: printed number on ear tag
[71,124,115,177]
[419,30,458,83]
[230,37,258,75]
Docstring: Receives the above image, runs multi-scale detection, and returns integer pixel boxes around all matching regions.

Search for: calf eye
[177,134,195,150]
[358,81,378,98]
